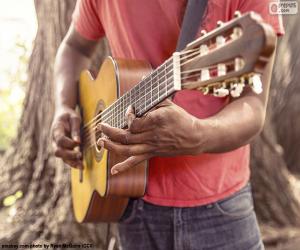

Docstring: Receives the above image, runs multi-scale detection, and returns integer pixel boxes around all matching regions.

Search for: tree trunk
[0,0,299,248]
[272,12,300,175]
[251,8,300,226]
[0,1,111,248]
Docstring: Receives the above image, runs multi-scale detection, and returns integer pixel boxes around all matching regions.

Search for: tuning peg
[200,30,207,36]
[200,69,210,81]
[216,35,226,47]
[216,34,226,76]
[200,86,210,95]
[249,74,263,94]
[199,44,209,55]
[199,44,210,81]
[217,21,224,27]
[234,11,242,18]
[218,64,227,76]
[213,86,229,97]
[230,82,245,97]
[231,27,243,40]
[234,57,245,71]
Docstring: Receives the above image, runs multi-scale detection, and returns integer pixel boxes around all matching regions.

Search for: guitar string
[81,70,174,148]
[81,57,173,130]
[80,44,203,130]
[94,60,173,124]
[80,32,233,131]
[83,61,242,149]
[81,72,174,146]
[84,77,176,150]
[179,36,231,62]
[83,75,175,144]
[81,46,203,135]
[82,71,175,147]
[82,60,232,146]
[94,70,173,128]
[180,37,235,67]
[80,46,202,131]
[81,58,238,147]
[81,60,174,140]
[83,55,229,136]
[181,61,235,80]
[81,44,233,144]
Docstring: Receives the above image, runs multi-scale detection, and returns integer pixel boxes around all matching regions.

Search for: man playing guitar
[51,0,283,249]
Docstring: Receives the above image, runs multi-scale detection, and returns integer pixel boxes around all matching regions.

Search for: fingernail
[77,153,82,160]
[73,135,80,142]
[96,123,101,131]
[97,139,104,147]
[111,169,119,175]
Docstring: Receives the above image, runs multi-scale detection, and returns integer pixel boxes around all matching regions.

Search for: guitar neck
[100,55,181,128]
[98,12,276,129]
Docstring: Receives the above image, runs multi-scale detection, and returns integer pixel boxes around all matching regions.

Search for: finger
[100,123,125,141]
[70,115,81,143]
[65,159,83,169]
[55,135,79,149]
[52,122,79,148]
[52,122,66,142]
[54,146,82,162]
[111,154,151,175]
[100,123,152,145]
[125,105,136,129]
[130,112,159,133]
[96,122,102,132]
[99,138,154,156]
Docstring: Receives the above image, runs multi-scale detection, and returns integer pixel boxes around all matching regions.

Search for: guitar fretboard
[100,58,176,128]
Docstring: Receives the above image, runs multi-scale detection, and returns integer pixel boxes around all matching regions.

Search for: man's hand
[52,24,98,169]
[98,99,205,175]
[51,106,83,169]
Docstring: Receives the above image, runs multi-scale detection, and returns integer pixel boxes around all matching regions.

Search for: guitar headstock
[175,11,276,98]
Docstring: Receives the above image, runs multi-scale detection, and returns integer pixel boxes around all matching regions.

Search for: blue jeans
[118,183,264,250]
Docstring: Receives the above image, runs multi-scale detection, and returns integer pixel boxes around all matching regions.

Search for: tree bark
[0,0,111,248]
[251,8,300,226]
[271,12,300,175]
[0,0,299,248]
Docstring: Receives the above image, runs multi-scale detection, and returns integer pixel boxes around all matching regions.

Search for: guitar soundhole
[94,100,106,162]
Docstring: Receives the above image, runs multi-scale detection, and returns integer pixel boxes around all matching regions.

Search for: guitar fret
[102,58,175,129]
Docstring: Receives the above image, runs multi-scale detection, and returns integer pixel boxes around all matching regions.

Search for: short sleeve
[72,0,105,41]
[237,0,285,36]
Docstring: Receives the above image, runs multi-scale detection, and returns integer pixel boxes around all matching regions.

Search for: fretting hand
[97,99,205,175]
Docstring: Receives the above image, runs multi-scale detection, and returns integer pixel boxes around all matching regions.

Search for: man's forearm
[54,42,91,110]
[195,47,276,154]
[196,95,265,154]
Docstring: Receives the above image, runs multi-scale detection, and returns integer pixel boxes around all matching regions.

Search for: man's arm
[196,46,276,153]
[52,25,98,168]
[98,41,277,174]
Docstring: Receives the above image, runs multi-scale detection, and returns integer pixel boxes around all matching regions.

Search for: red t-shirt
[72,0,284,207]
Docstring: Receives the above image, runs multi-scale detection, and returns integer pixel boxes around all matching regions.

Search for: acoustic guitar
[71,12,276,223]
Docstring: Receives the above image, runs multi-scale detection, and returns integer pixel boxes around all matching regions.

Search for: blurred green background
[0,0,36,151]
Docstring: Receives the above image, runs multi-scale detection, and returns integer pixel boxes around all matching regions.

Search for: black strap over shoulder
[176,0,208,52]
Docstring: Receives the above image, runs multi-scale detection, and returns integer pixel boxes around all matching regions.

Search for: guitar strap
[176,0,209,52]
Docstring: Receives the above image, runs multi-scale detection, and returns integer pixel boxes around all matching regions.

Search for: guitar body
[70,12,277,223]
[71,57,152,222]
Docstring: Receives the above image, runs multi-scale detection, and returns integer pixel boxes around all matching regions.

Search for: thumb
[70,115,81,143]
